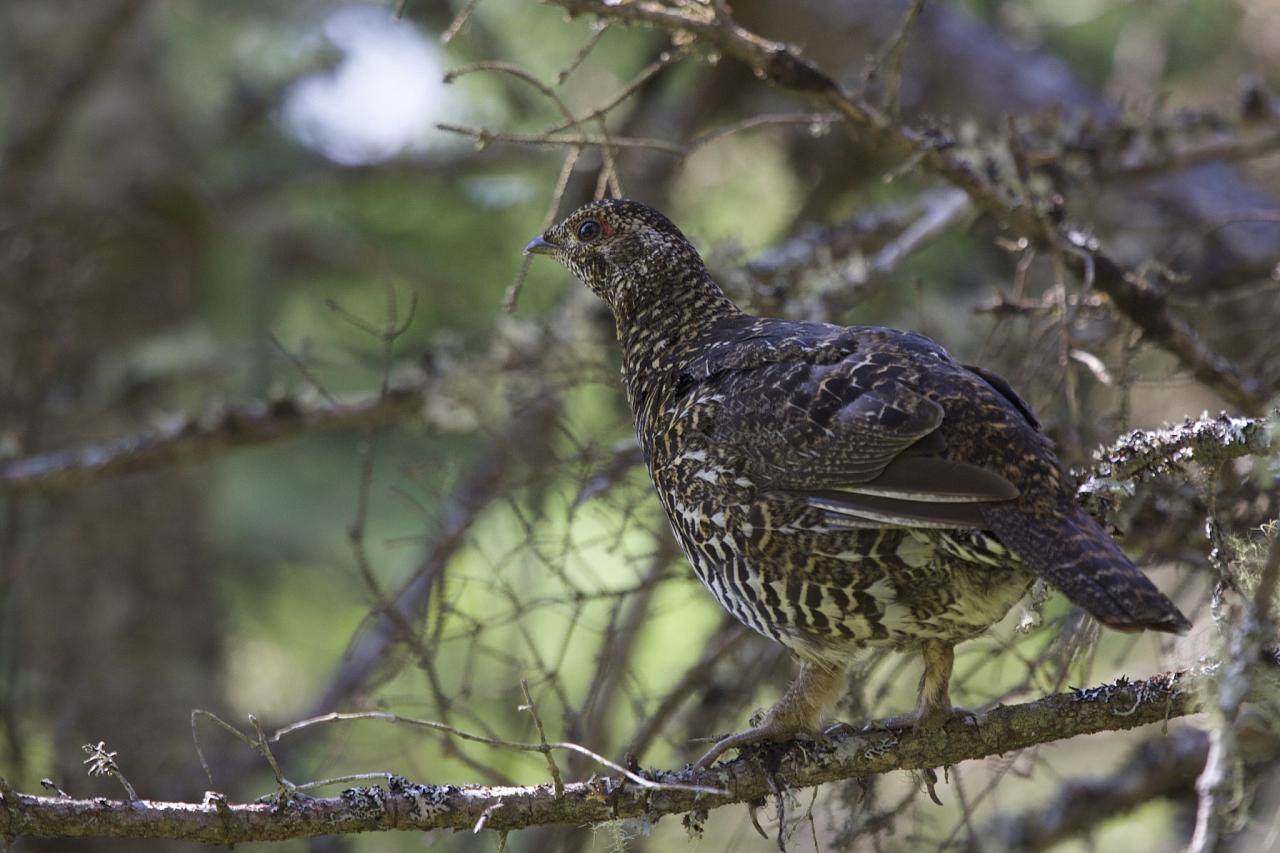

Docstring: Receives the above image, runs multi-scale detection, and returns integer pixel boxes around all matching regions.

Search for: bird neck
[613,270,741,414]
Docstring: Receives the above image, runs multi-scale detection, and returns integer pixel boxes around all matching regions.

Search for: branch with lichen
[1090,412,1272,482]
[1075,413,1271,519]
[0,668,1250,844]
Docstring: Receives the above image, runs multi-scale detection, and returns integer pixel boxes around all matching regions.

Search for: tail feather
[982,504,1191,634]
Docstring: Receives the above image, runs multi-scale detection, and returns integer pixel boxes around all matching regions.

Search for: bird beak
[523,235,559,256]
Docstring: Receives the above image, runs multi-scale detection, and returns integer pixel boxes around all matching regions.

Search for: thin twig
[268,710,722,796]
[863,0,928,115]
[557,21,610,83]
[434,123,685,155]
[520,680,565,798]
[440,0,481,44]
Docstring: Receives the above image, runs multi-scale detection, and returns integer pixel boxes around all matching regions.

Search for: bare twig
[439,0,481,44]
[335,286,421,663]
[307,422,517,712]
[435,123,684,155]
[546,46,682,132]
[724,189,956,302]
[556,21,610,83]
[1101,125,1280,182]
[507,148,583,310]
[800,186,973,319]
[622,621,750,761]
[863,0,928,115]
[685,112,844,152]
[519,680,566,798]
[268,710,720,796]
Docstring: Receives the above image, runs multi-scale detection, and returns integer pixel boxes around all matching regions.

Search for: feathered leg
[875,639,959,732]
[914,639,955,729]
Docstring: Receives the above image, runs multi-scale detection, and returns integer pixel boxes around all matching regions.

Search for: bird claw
[747,802,769,839]
[922,767,944,806]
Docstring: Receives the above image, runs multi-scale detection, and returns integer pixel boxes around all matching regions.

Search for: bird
[524,198,1191,769]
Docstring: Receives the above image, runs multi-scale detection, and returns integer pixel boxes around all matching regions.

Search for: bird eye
[577,220,601,242]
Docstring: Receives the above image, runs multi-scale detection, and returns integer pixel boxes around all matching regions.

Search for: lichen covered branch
[1091,413,1272,482]
[0,669,1228,844]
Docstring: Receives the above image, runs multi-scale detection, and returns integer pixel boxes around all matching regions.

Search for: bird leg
[876,640,964,732]
[694,660,847,769]
[914,639,956,730]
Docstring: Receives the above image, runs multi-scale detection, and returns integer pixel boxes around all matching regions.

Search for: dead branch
[308,429,513,713]
[563,543,679,773]
[435,122,686,155]
[0,187,980,497]
[0,379,429,492]
[0,668,1249,843]
[725,0,1280,293]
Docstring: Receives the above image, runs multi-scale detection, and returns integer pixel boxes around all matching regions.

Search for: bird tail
[983,504,1191,634]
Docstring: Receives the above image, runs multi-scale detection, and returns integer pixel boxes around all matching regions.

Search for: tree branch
[0,669,1239,843]
[0,380,428,492]
[1090,412,1272,483]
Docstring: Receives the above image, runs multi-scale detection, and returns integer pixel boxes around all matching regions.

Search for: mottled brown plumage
[525,198,1190,767]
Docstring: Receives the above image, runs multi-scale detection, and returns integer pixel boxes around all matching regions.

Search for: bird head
[523,198,705,310]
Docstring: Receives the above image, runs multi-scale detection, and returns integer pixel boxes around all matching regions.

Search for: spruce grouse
[525,198,1190,768]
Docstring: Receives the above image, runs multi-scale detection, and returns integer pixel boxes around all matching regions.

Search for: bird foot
[694,661,849,769]
[693,718,824,769]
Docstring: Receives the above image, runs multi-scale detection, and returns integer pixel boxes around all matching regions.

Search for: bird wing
[683,321,1019,530]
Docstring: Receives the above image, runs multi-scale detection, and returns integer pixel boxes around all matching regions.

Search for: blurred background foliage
[2,0,1279,851]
